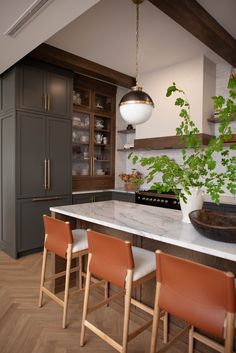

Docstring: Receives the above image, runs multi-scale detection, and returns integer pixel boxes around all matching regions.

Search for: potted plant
[119,169,143,191]
[130,75,236,222]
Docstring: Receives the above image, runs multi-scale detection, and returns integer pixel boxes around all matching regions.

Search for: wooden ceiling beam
[149,0,236,67]
[28,43,135,88]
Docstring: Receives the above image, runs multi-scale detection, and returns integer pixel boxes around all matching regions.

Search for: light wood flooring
[0,250,219,353]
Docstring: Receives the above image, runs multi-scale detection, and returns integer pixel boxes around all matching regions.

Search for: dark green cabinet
[0,60,73,258]
[17,196,71,253]
[18,63,72,118]
[16,112,71,198]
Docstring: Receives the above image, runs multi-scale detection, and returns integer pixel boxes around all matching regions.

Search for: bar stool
[39,215,88,328]
[80,229,168,353]
[150,250,236,353]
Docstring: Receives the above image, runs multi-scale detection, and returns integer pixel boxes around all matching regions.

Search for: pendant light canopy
[119,0,154,125]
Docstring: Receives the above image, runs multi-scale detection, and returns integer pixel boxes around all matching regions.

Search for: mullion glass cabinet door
[93,115,112,177]
[72,112,91,177]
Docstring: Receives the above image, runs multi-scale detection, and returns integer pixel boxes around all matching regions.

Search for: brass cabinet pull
[43,158,47,190]
[90,157,93,176]
[47,94,51,112]
[47,159,51,190]
[32,196,62,202]
[44,94,47,111]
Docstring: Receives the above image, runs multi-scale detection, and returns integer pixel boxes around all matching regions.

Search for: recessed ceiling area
[46,0,234,77]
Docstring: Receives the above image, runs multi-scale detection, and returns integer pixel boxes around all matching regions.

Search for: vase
[179,187,204,223]
[124,182,138,192]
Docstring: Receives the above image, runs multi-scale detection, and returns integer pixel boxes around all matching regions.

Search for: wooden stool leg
[224,312,235,353]
[188,326,194,353]
[62,245,72,329]
[150,282,161,353]
[78,256,82,290]
[122,269,133,353]
[163,312,168,344]
[39,247,47,307]
[80,254,92,347]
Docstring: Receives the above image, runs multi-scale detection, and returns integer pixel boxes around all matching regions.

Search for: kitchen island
[50,200,236,263]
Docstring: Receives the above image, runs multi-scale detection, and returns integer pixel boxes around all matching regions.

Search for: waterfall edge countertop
[50,200,236,262]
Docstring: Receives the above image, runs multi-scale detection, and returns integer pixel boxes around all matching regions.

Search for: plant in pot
[129,75,236,223]
[119,169,143,192]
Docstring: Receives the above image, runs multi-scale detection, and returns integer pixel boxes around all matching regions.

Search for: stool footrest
[84,320,123,353]
[193,331,224,353]
[88,290,124,314]
[41,286,64,307]
[128,319,153,342]
[157,324,190,353]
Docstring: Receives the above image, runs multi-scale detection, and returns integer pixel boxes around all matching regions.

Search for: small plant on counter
[129,75,236,204]
[119,169,143,191]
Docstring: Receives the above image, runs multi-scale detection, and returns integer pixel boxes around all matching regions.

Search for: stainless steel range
[135,190,180,210]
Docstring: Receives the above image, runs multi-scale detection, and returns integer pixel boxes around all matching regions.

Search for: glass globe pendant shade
[119,86,154,125]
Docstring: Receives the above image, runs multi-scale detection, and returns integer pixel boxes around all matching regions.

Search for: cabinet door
[47,72,72,117]
[47,117,72,196]
[16,112,46,198]
[19,65,46,113]
[17,195,72,253]
[94,191,112,202]
[73,193,94,204]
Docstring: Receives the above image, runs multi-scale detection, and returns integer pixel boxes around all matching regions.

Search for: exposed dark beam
[149,0,236,67]
[28,43,135,88]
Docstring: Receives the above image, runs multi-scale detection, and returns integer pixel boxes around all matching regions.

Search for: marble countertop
[50,200,236,262]
[72,188,135,195]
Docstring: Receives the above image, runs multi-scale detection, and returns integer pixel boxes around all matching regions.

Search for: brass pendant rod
[135,2,139,87]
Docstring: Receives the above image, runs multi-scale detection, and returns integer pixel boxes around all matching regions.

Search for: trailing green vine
[130,76,236,204]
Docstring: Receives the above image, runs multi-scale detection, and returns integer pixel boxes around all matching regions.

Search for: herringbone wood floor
[0,250,217,353]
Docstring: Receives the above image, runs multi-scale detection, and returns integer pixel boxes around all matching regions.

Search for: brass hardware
[90,157,93,176]
[47,159,51,190]
[92,157,94,176]
[44,94,47,111]
[47,94,51,112]
[32,196,62,202]
[44,158,47,190]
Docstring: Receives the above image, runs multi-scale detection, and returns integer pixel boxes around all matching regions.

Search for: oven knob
[165,200,168,203]
[142,197,145,200]
[161,200,164,203]
[153,198,156,201]
[157,199,160,202]
[150,198,153,201]
[173,201,176,204]
[138,196,141,199]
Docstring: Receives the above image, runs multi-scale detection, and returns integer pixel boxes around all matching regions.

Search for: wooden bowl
[189,209,236,243]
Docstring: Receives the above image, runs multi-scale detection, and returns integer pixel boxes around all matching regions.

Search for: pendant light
[119,0,154,125]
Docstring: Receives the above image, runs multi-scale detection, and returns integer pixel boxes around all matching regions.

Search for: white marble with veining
[50,200,236,262]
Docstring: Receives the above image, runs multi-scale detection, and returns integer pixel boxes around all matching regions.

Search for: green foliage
[129,79,236,204]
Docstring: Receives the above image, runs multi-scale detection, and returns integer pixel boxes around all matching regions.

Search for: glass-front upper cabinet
[72,112,91,177]
[72,73,116,192]
[93,115,112,177]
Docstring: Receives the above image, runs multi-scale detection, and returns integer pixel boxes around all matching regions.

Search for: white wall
[135,56,215,139]
[115,60,235,196]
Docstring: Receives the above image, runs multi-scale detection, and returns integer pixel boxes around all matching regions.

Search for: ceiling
[0,0,236,76]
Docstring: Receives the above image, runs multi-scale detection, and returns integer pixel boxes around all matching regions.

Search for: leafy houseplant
[130,76,236,210]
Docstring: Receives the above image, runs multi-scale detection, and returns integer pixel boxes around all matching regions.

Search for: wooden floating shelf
[117,129,136,134]
[208,117,234,123]
[134,133,212,150]
[117,148,134,151]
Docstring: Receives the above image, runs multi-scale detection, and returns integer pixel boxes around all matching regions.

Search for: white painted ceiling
[46,0,236,76]
[0,0,235,76]
[0,0,99,74]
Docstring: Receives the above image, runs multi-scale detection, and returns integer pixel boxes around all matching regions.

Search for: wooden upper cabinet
[72,74,117,192]
[18,63,72,118]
